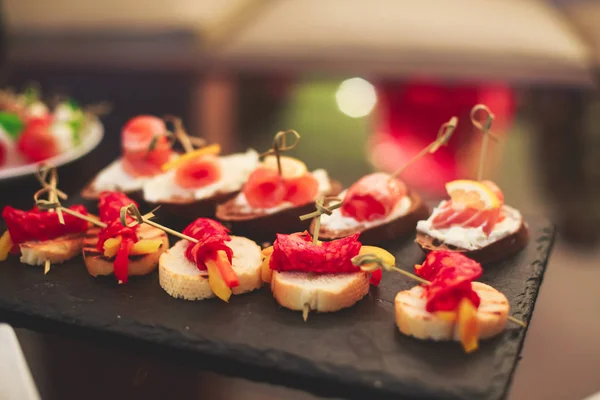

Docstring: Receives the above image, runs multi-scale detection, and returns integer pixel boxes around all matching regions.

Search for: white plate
[0,324,40,400]
[0,116,104,181]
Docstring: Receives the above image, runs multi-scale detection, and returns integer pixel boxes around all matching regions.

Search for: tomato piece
[0,141,5,166]
[174,155,221,189]
[283,172,319,206]
[242,167,287,209]
[17,118,59,162]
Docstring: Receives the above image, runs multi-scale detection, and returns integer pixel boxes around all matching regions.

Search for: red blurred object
[0,141,5,165]
[17,118,59,162]
[370,81,515,196]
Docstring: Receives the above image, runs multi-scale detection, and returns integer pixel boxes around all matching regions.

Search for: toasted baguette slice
[270,271,370,314]
[82,224,169,278]
[395,282,509,342]
[19,233,85,266]
[216,179,342,242]
[416,221,529,264]
[159,236,263,300]
[315,192,430,245]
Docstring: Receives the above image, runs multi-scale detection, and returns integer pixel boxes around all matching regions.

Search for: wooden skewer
[299,196,343,245]
[470,104,498,181]
[302,304,310,322]
[352,254,527,328]
[389,116,458,180]
[164,115,195,154]
[120,204,198,244]
[260,130,301,177]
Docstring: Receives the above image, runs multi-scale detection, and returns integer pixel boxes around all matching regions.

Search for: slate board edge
[487,223,556,400]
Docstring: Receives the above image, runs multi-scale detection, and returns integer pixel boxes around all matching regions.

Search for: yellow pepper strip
[358,246,396,267]
[261,246,274,284]
[130,239,163,255]
[0,230,14,261]
[206,257,232,302]
[161,143,221,171]
[435,311,457,323]
[103,236,122,258]
[457,298,479,353]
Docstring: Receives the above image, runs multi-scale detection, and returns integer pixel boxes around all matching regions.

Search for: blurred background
[1,0,600,399]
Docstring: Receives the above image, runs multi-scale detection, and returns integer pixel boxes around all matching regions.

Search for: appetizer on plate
[0,166,89,271]
[142,122,260,217]
[81,115,174,200]
[261,198,393,319]
[82,191,169,283]
[415,179,528,264]
[0,204,89,268]
[158,218,262,301]
[414,105,528,264]
[316,117,458,244]
[216,131,341,240]
[352,250,524,353]
[396,251,508,353]
[0,87,95,166]
[317,172,429,245]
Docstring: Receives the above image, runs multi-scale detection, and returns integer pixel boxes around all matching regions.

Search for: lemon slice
[359,246,396,267]
[262,155,307,179]
[161,143,221,171]
[445,180,501,210]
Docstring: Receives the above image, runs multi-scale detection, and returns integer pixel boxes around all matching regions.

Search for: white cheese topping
[143,149,260,203]
[416,201,522,250]
[92,158,152,192]
[319,190,412,231]
[231,169,332,214]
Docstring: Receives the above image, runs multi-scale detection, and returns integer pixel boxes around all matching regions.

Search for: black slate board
[0,215,554,400]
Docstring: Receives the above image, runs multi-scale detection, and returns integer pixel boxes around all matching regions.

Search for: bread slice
[416,221,529,264]
[159,236,263,300]
[315,192,430,245]
[146,191,239,220]
[82,224,169,278]
[215,179,342,242]
[270,271,370,314]
[395,282,509,342]
[19,233,85,266]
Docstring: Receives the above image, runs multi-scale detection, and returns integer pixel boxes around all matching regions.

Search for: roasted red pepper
[269,231,375,280]
[2,205,89,245]
[97,219,139,253]
[183,218,238,288]
[416,251,483,313]
[114,237,135,283]
[98,191,138,223]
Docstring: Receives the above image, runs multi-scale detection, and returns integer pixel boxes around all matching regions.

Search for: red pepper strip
[214,251,240,289]
[369,269,383,286]
[114,238,134,284]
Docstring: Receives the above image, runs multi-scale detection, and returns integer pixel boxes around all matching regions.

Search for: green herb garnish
[0,112,25,140]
